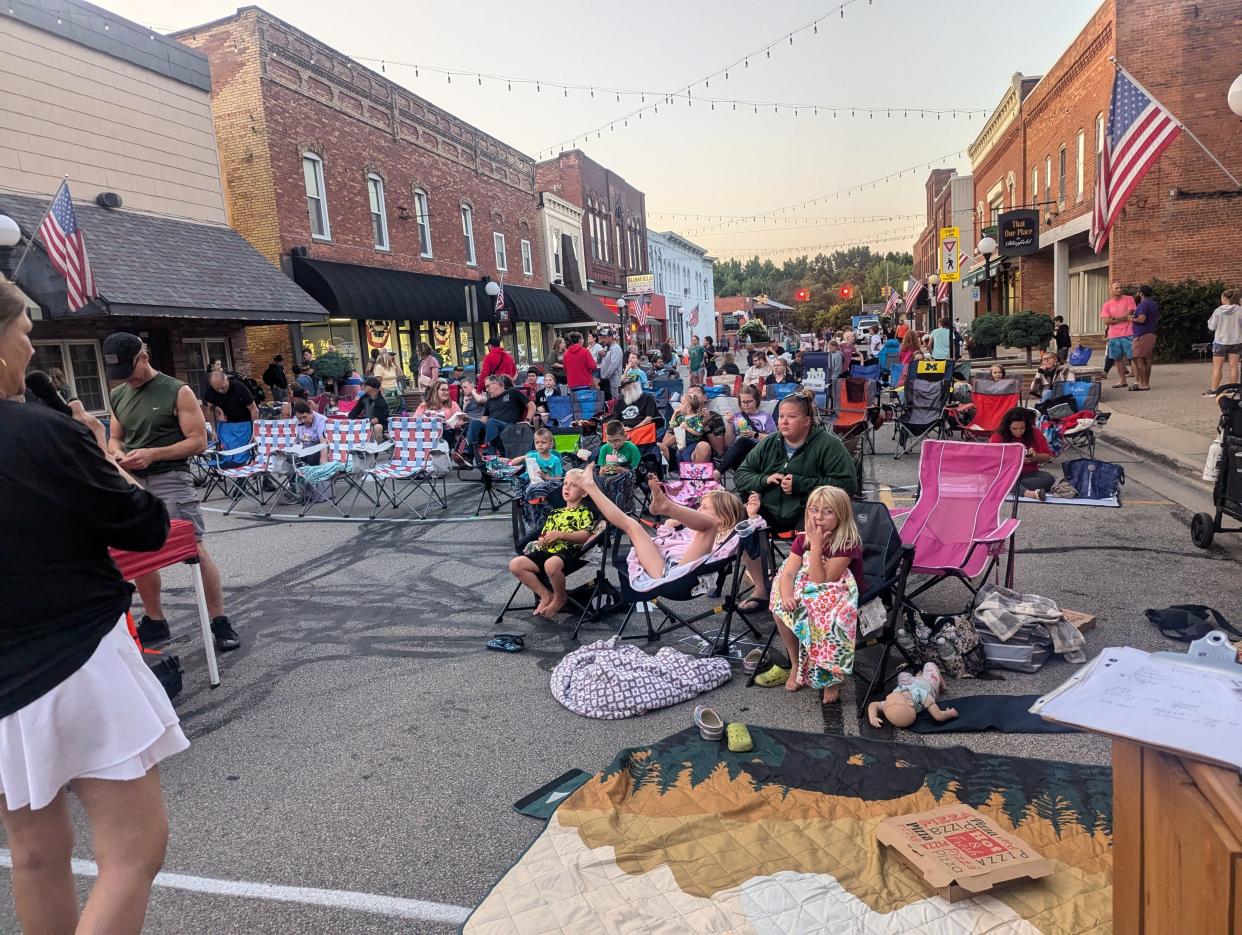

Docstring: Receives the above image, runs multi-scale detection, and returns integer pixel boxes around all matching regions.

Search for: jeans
[1015,471,1055,494]
[466,417,510,449]
[718,435,760,474]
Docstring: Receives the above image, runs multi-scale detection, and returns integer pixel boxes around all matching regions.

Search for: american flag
[37,182,98,312]
[1090,66,1181,253]
[631,293,649,326]
[902,276,924,316]
[688,303,700,326]
[494,282,509,321]
[883,287,901,316]
[935,278,951,304]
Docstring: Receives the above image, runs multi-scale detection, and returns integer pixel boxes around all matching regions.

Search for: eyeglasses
[806,506,836,517]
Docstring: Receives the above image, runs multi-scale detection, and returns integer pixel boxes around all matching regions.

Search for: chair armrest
[974,517,1020,543]
[287,443,325,459]
[217,442,257,457]
[354,441,393,455]
[890,506,913,519]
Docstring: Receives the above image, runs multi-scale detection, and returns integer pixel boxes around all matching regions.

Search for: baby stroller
[1191,384,1242,548]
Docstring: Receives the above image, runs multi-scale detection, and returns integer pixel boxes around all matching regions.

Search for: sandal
[726,722,753,753]
[742,648,764,673]
[694,705,724,741]
[1111,382,1127,388]
[754,665,789,687]
[737,596,768,613]
[486,635,525,653]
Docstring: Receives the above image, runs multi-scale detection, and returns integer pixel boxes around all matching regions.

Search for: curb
[1100,432,1199,478]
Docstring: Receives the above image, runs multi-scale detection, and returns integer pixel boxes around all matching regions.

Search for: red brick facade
[535,150,647,297]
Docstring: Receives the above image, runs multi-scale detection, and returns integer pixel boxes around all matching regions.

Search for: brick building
[965,0,1242,344]
[0,0,322,412]
[912,170,977,331]
[176,7,563,380]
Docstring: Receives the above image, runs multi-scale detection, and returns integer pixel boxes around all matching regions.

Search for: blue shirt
[1132,297,1159,337]
[930,328,952,360]
[296,373,315,393]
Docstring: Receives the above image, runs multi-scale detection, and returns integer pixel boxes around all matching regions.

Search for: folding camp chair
[545,393,574,428]
[570,387,604,422]
[746,501,916,714]
[651,378,684,423]
[850,362,881,384]
[954,376,1021,441]
[708,374,742,396]
[1042,380,1106,460]
[827,376,879,457]
[287,419,376,517]
[219,419,298,516]
[367,416,446,518]
[195,421,254,502]
[892,367,951,460]
[896,439,1024,615]
[765,382,800,402]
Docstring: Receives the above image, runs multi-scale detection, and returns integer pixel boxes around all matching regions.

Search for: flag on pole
[958,249,972,270]
[1090,65,1182,253]
[631,293,649,326]
[688,303,700,326]
[935,278,951,304]
[883,287,901,316]
[37,181,98,312]
[902,276,924,316]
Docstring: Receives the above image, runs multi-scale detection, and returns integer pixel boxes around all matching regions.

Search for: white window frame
[493,231,507,272]
[303,153,330,240]
[1031,168,1038,202]
[520,238,533,276]
[413,189,432,258]
[1096,113,1105,154]
[551,226,562,277]
[1076,131,1086,200]
[461,204,476,266]
[30,339,109,414]
[367,173,389,251]
[1058,146,1067,205]
[1045,156,1052,197]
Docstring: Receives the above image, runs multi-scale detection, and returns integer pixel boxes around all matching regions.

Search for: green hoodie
[733,425,857,530]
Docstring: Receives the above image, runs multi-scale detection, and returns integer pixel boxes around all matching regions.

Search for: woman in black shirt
[0,283,183,933]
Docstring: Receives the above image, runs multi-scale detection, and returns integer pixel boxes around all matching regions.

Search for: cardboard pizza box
[1062,609,1096,633]
[876,805,1053,903]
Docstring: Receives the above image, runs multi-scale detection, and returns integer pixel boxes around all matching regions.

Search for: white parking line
[0,851,471,926]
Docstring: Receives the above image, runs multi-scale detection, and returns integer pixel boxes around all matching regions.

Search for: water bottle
[1203,439,1223,483]
[937,636,960,670]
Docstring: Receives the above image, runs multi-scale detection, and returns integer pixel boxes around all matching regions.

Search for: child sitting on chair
[769,485,864,704]
[596,420,640,475]
[866,662,959,728]
[507,469,594,618]
[509,427,565,483]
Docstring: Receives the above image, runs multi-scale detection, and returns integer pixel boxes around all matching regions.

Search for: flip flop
[754,665,789,687]
[486,635,525,653]
[726,723,753,753]
[737,597,768,613]
[1111,382,1127,388]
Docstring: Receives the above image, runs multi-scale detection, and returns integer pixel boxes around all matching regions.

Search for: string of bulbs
[662,213,926,236]
[710,226,923,259]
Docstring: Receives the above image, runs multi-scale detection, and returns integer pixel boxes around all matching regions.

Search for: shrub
[1148,278,1226,363]
[1004,311,1055,365]
[312,349,355,386]
[969,314,1007,354]
[738,317,771,344]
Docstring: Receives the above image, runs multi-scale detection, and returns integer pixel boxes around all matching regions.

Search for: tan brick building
[964,0,1242,344]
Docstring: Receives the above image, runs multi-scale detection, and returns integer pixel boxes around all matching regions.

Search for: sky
[104,0,1104,261]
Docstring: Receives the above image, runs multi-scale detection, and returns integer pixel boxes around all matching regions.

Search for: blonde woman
[768,485,864,703]
[371,350,403,393]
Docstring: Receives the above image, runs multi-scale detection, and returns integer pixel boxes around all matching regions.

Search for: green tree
[1004,311,1055,365]
[312,349,355,388]
[970,314,1007,356]
[1149,278,1225,362]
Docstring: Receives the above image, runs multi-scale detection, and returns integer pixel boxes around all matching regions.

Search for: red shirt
[790,535,865,593]
[477,346,516,390]
[563,343,596,388]
[989,430,1051,475]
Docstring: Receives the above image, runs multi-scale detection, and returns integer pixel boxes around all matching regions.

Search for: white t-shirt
[869,333,884,355]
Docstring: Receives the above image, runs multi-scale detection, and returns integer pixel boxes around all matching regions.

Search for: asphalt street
[2,429,1239,934]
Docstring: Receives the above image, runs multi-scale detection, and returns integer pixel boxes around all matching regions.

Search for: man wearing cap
[596,327,623,401]
[347,375,390,443]
[102,333,240,652]
[477,334,516,391]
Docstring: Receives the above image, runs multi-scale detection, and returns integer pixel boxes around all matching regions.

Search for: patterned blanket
[465,728,1112,934]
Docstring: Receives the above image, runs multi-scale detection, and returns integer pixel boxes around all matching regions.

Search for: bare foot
[544,596,567,617]
[532,598,551,617]
[648,476,670,515]
[822,685,840,704]
[785,672,802,692]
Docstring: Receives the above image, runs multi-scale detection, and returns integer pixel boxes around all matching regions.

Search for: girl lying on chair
[769,484,864,704]
[578,464,767,599]
[507,469,594,618]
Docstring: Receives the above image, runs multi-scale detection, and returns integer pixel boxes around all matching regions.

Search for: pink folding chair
[895,439,1025,613]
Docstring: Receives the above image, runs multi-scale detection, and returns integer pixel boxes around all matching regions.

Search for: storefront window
[301,320,362,370]
[30,340,109,413]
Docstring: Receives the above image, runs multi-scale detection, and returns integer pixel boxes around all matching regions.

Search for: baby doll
[866,662,959,729]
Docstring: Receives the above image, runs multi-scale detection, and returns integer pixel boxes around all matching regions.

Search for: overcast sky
[108,0,1102,259]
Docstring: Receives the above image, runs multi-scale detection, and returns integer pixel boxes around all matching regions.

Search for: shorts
[140,469,205,539]
[1130,332,1156,359]
[677,441,704,463]
[521,548,582,575]
[1213,342,1242,356]
[1106,336,1133,361]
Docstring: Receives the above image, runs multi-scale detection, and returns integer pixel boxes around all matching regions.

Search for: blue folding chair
[850,362,881,383]
[545,393,574,428]
[197,421,255,501]
[571,388,603,422]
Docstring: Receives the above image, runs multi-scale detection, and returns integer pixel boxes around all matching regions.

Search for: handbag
[148,655,184,701]
[1062,459,1125,500]
[1068,345,1092,367]
[626,422,658,446]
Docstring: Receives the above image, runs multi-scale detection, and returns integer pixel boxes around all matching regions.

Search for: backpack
[240,375,266,403]
[1062,459,1125,500]
[899,613,988,678]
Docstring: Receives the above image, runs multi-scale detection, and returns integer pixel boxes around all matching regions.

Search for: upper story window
[520,239,533,276]
[1032,168,1038,202]
[1096,113,1105,154]
[1076,131,1086,200]
[414,189,432,258]
[552,227,562,276]
[302,153,329,240]
[366,174,388,250]
[461,204,476,266]
[494,231,507,272]
[1058,146,1067,205]
[1045,156,1052,197]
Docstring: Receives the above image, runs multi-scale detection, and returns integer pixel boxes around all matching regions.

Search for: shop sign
[998,210,1040,257]
[626,273,655,294]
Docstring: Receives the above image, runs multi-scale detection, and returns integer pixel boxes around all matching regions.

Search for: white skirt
[0,615,189,811]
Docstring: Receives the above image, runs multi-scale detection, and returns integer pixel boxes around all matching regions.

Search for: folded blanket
[551,636,732,720]
[973,583,1086,664]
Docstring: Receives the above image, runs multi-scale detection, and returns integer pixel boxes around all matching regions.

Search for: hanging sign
[998,210,1040,257]
[938,227,961,282]
[625,273,655,294]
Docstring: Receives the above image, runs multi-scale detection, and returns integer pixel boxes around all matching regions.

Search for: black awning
[504,284,569,323]
[292,256,472,323]
[550,283,617,325]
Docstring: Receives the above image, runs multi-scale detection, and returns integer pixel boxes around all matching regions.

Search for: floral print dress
[769,539,862,689]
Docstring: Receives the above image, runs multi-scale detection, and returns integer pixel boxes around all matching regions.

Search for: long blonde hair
[701,489,744,536]
[804,485,860,553]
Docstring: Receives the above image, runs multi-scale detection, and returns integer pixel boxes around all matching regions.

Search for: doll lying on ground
[866,662,960,728]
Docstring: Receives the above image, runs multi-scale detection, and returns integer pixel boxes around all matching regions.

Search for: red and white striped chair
[219,419,298,516]
[289,419,376,518]
[367,416,447,518]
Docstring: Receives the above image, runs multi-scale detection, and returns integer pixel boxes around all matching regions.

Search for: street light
[927,273,940,331]
[615,296,629,353]
[483,280,501,297]
[0,214,20,281]
[1230,73,1242,118]
[978,235,997,315]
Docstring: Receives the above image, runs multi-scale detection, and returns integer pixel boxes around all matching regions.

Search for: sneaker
[211,616,241,652]
[137,615,171,644]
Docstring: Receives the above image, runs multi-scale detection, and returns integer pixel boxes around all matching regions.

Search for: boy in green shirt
[596,420,640,473]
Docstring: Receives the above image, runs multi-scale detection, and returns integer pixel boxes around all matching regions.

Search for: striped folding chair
[290,419,375,517]
[219,419,298,516]
[368,416,447,518]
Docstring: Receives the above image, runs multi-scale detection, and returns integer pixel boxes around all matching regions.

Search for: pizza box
[1062,609,1096,633]
[876,805,1053,902]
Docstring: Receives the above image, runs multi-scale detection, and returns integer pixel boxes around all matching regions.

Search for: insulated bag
[1062,459,1124,500]
[975,628,1053,673]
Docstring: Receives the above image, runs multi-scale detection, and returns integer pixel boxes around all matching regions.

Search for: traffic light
[880,285,890,298]
[794,288,810,302]
[839,284,854,301]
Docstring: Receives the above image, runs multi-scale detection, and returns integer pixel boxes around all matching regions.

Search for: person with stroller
[768,485,864,703]
[507,469,595,618]
[991,406,1055,500]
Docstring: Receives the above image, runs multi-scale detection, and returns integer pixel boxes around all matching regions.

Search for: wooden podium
[1112,739,1242,934]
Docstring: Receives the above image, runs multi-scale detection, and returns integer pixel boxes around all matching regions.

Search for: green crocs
[753,665,789,687]
[726,723,753,753]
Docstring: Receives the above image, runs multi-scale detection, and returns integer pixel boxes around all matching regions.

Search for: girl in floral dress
[769,485,864,703]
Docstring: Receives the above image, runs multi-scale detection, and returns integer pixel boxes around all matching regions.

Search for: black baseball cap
[102,332,143,379]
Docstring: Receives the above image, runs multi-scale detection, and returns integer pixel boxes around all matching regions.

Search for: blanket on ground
[464,728,1112,934]
[974,583,1087,664]
[550,636,732,720]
